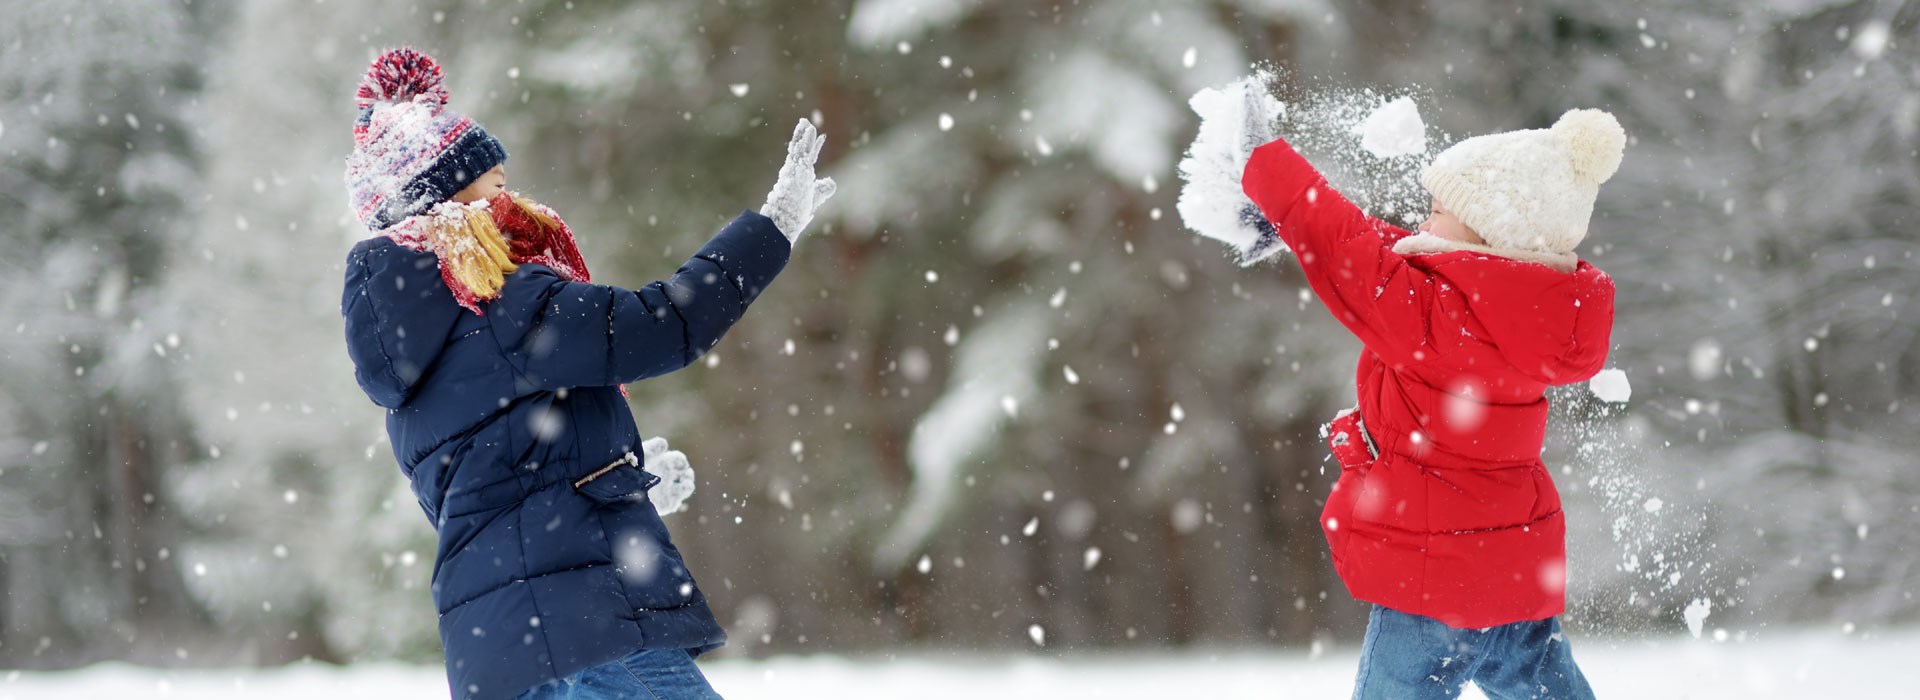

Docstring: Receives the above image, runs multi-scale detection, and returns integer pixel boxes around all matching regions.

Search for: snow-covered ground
[5,627,1909,699]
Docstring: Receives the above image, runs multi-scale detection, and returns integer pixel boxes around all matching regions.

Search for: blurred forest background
[3,0,1918,670]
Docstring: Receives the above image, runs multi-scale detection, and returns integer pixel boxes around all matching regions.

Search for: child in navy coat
[340,48,834,700]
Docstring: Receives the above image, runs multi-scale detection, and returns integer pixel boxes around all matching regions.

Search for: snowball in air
[1357,97,1427,158]
[1683,598,1711,639]
[1589,368,1631,403]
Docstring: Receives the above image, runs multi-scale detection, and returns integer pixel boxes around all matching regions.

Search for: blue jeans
[1353,606,1594,700]
[515,648,723,700]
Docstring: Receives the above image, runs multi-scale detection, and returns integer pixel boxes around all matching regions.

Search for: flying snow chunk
[1683,598,1712,639]
[1643,497,1664,513]
[1082,546,1102,570]
[916,554,932,574]
[729,83,750,97]
[1028,623,1046,646]
[1181,47,1197,69]
[1171,499,1203,534]
[938,113,954,131]
[1852,21,1891,60]
[614,533,664,586]
[1442,378,1488,432]
[1357,97,1427,158]
[1589,368,1632,403]
[1688,339,1722,381]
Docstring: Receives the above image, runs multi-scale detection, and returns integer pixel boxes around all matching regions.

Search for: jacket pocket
[574,452,661,507]
[1421,464,1551,534]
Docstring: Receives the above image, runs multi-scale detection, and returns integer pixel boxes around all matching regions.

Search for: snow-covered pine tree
[0,0,221,668]
[165,2,463,664]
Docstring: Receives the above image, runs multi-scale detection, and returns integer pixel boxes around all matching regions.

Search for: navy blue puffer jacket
[341,211,789,700]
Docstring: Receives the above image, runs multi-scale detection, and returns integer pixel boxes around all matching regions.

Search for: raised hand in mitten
[641,436,696,516]
[760,119,838,242]
[1175,73,1286,266]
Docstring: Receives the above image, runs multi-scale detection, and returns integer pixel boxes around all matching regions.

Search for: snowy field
[5,627,1910,699]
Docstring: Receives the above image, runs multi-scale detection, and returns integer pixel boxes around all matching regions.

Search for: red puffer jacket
[1242,138,1615,629]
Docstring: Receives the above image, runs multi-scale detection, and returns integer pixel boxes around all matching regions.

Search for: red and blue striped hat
[345,47,507,230]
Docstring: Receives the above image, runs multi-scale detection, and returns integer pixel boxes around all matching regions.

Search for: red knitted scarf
[382,192,592,315]
[492,193,591,286]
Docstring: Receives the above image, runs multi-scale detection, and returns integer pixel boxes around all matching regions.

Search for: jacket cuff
[692,210,792,304]
[1242,139,1328,221]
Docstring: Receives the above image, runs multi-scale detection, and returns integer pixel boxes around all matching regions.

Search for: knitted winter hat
[345,47,508,230]
[1409,109,1626,265]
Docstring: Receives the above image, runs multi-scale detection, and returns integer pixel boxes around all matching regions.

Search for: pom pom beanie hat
[1395,109,1627,270]
[345,47,508,231]
[344,48,597,322]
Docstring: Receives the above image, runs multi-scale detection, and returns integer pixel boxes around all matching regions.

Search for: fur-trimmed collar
[1391,232,1578,273]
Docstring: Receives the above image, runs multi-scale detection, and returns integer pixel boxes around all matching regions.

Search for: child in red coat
[1182,80,1623,700]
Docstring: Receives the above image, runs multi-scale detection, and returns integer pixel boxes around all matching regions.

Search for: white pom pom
[1551,109,1626,185]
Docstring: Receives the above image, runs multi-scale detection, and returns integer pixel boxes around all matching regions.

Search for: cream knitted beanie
[1414,109,1626,261]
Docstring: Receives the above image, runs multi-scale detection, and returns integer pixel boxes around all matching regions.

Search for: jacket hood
[341,237,465,408]
[1425,251,1615,385]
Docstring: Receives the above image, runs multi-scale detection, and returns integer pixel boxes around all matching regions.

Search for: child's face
[1419,196,1484,245]
[451,164,507,204]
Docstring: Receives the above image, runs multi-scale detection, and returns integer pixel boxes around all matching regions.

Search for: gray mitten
[641,436,696,516]
[760,119,838,242]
